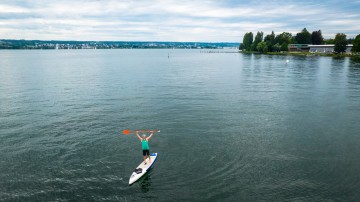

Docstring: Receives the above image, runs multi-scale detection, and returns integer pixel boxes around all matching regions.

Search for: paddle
[123,130,160,135]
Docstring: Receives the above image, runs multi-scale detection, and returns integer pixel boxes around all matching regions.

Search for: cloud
[0,0,359,41]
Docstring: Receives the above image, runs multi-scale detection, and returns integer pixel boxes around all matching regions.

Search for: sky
[0,0,360,42]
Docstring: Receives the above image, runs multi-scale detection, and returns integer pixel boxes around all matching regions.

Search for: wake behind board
[129,153,158,185]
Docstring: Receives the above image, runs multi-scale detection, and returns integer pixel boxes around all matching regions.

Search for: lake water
[0,49,360,201]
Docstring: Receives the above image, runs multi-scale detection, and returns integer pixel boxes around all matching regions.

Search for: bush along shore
[239,28,360,58]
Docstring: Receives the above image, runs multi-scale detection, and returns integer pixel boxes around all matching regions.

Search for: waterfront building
[288,44,310,52]
[308,44,353,53]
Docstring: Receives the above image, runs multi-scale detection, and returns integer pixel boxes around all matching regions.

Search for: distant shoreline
[0,39,239,50]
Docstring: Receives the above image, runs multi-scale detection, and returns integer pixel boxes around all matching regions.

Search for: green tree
[311,30,324,44]
[239,43,245,50]
[242,32,253,51]
[256,41,268,53]
[272,43,281,52]
[280,43,288,51]
[334,33,348,53]
[324,38,335,44]
[275,32,293,45]
[295,28,311,44]
[251,31,263,51]
[264,31,275,52]
[351,34,360,53]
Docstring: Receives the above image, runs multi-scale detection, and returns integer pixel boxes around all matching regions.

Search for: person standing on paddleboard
[135,131,155,164]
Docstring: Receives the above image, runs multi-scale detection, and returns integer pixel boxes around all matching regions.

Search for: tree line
[239,28,360,54]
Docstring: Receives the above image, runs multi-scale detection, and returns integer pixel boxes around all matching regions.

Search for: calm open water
[0,49,360,201]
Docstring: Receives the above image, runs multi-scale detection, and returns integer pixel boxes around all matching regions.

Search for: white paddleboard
[129,153,158,185]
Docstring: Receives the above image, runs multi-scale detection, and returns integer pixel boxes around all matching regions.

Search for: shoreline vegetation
[238,28,360,59]
[239,50,360,59]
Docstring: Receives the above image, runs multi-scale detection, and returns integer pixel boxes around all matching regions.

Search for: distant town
[0,40,239,49]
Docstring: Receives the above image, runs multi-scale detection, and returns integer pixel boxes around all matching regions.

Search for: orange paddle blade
[123,129,131,135]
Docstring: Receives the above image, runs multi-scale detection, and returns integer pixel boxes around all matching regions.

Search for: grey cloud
[0,12,41,19]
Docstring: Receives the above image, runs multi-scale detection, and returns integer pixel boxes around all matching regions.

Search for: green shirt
[141,139,149,150]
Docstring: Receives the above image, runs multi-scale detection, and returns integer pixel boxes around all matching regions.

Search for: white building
[309,44,353,53]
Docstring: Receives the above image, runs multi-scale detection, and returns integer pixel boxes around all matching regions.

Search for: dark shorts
[142,150,150,156]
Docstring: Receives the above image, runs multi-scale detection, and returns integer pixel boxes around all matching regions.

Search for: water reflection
[139,170,153,193]
[350,56,360,64]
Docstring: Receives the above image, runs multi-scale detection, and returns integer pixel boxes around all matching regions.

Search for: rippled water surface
[1,50,360,201]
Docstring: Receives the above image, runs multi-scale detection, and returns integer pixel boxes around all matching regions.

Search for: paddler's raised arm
[135,131,142,141]
[147,131,154,140]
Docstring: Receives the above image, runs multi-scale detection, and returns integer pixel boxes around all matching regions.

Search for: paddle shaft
[123,129,160,135]
[136,130,160,133]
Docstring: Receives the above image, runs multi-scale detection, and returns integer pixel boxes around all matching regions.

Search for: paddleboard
[129,153,158,185]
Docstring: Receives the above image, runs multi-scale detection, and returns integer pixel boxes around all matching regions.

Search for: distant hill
[0,39,239,49]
